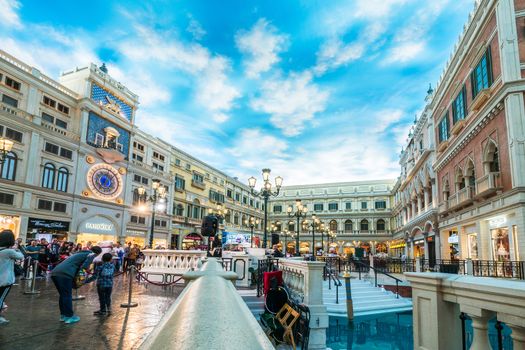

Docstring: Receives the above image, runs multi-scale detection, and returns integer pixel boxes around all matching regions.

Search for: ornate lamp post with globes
[287,199,308,256]
[137,179,167,248]
[248,169,283,249]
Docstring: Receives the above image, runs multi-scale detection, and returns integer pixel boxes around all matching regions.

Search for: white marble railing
[278,258,328,349]
[406,273,525,349]
[141,250,206,273]
[140,258,274,350]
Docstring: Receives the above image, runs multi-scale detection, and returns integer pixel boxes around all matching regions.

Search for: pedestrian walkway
[0,275,184,350]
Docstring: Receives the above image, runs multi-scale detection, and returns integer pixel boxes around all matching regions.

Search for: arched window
[225,212,231,223]
[329,220,338,232]
[288,222,295,232]
[465,160,476,188]
[41,163,55,189]
[455,167,465,190]
[489,147,500,172]
[360,219,369,231]
[377,219,386,231]
[344,220,353,232]
[56,167,69,192]
[483,141,500,173]
[0,152,17,181]
[442,178,450,201]
[234,214,239,225]
[176,204,184,216]
[132,188,141,205]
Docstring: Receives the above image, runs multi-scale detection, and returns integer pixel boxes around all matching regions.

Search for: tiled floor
[0,274,184,350]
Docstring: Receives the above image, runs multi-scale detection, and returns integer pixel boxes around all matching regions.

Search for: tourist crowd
[0,230,148,326]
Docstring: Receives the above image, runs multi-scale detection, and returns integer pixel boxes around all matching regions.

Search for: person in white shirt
[0,230,24,325]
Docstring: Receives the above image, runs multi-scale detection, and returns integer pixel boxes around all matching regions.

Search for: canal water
[326,312,514,350]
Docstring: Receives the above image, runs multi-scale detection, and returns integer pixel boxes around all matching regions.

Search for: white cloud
[0,0,22,29]
[117,24,240,117]
[212,112,229,123]
[250,71,328,136]
[314,38,364,75]
[385,42,425,64]
[235,18,288,78]
[187,15,206,40]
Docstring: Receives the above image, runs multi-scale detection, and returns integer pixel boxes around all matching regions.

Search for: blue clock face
[87,164,123,200]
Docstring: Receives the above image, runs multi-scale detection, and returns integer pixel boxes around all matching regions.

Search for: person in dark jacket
[50,245,102,324]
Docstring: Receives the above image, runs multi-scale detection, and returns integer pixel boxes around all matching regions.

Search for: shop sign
[448,234,459,244]
[126,230,146,237]
[79,216,116,235]
[28,218,70,231]
[489,216,506,228]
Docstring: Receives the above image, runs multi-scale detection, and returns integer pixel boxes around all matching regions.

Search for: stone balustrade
[140,258,274,350]
[278,258,328,349]
[406,272,525,350]
[140,250,206,281]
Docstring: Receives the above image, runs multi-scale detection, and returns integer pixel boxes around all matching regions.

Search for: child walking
[86,253,115,316]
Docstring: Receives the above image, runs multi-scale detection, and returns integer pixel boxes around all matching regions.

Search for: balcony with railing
[457,186,474,206]
[475,172,501,198]
[0,101,33,122]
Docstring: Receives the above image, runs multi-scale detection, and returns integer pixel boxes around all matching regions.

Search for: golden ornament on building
[82,190,90,197]
[86,155,95,164]
[118,167,126,175]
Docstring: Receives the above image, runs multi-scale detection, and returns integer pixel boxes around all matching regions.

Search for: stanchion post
[72,288,86,301]
[21,257,32,280]
[341,267,353,320]
[121,266,138,308]
[24,259,40,295]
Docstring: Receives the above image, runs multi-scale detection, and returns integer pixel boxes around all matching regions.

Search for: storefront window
[491,228,510,262]
[467,233,478,259]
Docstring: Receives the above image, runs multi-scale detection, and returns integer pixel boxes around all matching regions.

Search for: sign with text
[28,218,70,231]
[79,216,116,235]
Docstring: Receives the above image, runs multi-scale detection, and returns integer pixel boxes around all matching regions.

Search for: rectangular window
[153,151,165,161]
[185,163,191,170]
[38,199,53,211]
[153,163,164,171]
[243,196,247,204]
[45,142,59,155]
[142,177,148,185]
[227,189,232,198]
[132,153,143,162]
[345,202,352,210]
[235,193,240,202]
[175,175,185,190]
[192,173,204,183]
[55,119,68,129]
[471,47,493,99]
[42,112,54,124]
[314,203,323,211]
[175,159,181,166]
[0,192,14,205]
[2,94,18,108]
[57,103,69,115]
[361,202,367,209]
[133,174,141,183]
[452,86,467,124]
[328,203,338,211]
[43,96,56,108]
[250,199,254,207]
[438,113,449,143]
[375,201,387,209]
[94,133,104,147]
[60,147,73,159]
[5,128,23,142]
[273,205,282,213]
[5,76,21,91]
[130,215,139,223]
[53,202,67,213]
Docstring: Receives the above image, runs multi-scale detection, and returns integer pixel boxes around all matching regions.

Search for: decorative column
[417,195,423,215]
[410,238,415,259]
[424,188,430,211]
[404,240,409,257]
[412,200,417,219]
[461,306,493,350]
[423,232,429,259]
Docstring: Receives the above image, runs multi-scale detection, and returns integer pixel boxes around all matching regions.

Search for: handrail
[353,259,401,298]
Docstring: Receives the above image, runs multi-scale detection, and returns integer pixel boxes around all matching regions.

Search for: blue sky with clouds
[1,0,475,185]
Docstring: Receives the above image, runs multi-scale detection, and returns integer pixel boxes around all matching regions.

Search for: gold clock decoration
[86,155,95,164]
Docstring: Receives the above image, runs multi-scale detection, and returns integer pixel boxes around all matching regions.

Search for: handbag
[74,268,87,289]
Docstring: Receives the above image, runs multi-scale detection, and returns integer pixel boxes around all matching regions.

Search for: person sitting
[50,246,102,324]
[272,244,284,258]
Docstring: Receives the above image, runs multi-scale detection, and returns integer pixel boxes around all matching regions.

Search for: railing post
[466,258,473,275]
[415,258,421,272]
[121,266,138,308]
[23,260,40,295]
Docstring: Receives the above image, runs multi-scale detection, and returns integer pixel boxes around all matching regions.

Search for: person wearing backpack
[85,253,115,316]
[50,245,102,324]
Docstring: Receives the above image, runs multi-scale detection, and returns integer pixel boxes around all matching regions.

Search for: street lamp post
[244,217,260,248]
[287,199,308,256]
[248,169,283,249]
[208,204,228,250]
[137,179,167,248]
[306,215,321,260]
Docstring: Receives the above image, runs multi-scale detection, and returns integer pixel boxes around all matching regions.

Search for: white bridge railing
[140,250,206,280]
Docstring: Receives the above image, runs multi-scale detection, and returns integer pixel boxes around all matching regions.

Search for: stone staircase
[323,278,412,317]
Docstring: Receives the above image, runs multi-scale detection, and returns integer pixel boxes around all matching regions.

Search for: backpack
[100,264,114,278]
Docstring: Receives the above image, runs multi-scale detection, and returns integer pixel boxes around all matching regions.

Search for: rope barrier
[133,269,184,286]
